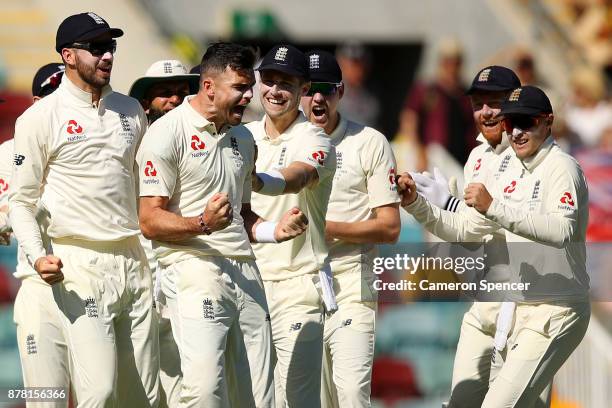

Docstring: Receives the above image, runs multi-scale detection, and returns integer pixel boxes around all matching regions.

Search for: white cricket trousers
[162,256,274,408]
[321,268,376,408]
[158,310,182,408]
[14,277,75,408]
[264,273,324,408]
[50,236,160,408]
[482,302,590,408]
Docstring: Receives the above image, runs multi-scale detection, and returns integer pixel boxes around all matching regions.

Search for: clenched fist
[275,207,308,242]
[34,255,64,285]
[203,192,233,232]
[464,183,493,213]
[396,172,418,207]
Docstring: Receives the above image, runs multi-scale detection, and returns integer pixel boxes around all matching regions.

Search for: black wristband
[445,196,461,213]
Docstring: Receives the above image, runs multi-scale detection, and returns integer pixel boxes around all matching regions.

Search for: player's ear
[301,81,311,97]
[338,83,345,100]
[61,48,76,66]
[201,77,215,97]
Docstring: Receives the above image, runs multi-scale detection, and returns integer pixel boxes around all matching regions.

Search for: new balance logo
[26,334,37,355]
[341,319,352,327]
[14,154,25,166]
[289,322,302,332]
[84,297,98,318]
[274,47,288,61]
[203,298,215,320]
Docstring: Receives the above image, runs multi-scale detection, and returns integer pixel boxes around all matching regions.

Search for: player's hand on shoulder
[464,183,492,214]
[204,192,233,232]
[396,172,418,207]
[34,255,64,285]
[275,207,308,242]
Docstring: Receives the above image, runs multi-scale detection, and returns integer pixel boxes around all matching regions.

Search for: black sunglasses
[306,82,341,97]
[502,114,546,132]
[71,40,117,56]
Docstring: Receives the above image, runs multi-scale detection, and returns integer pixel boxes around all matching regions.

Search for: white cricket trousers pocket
[163,256,274,408]
[321,268,376,408]
[50,236,160,408]
[482,301,590,408]
[13,278,74,408]
[264,273,324,408]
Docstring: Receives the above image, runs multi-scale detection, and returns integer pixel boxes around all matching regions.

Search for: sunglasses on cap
[502,114,548,133]
[70,40,117,57]
[306,82,341,97]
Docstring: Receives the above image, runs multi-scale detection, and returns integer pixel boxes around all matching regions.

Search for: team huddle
[0,11,590,408]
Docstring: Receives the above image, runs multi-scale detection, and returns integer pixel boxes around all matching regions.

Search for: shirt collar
[183,95,220,135]
[329,114,348,143]
[261,111,308,144]
[61,74,112,107]
[517,135,556,171]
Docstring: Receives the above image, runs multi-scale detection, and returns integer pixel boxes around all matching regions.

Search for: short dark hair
[200,42,256,76]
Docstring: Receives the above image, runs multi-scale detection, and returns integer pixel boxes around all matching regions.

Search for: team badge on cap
[309,54,320,69]
[478,68,491,82]
[274,47,288,61]
[509,88,522,101]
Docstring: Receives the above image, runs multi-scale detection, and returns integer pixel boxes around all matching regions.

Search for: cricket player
[129,59,198,408]
[247,44,336,408]
[300,50,400,408]
[1,63,74,408]
[409,66,523,407]
[399,85,590,407]
[9,12,159,407]
[138,42,308,408]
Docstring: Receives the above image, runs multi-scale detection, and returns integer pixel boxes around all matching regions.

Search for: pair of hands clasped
[396,168,493,213]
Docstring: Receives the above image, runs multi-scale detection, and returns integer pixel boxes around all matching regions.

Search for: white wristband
[257,169,286,196]
[255,221,278,243]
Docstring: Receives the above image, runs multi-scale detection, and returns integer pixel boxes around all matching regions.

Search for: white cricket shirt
[325,116,400,273]
[138,96,255,266]
[248,113,336,281]
[9,76,147,266]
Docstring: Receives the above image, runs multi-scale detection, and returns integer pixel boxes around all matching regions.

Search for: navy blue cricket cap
[467,65,521,95]
[305,50,342,83]
[56,12,123,53]
[256,44,309,80]
[500,85,553,117]
[32,63,65,97]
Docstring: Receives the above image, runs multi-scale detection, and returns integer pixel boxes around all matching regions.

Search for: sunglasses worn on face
[306,83,341,97]
[502,115,546,133]
[71,40,117,56]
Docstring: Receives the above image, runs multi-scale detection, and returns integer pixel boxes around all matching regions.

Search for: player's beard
[147,107,166,125]
[75,55,110,88]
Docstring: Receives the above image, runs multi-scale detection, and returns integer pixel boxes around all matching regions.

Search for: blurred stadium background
[0,0,610,407]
